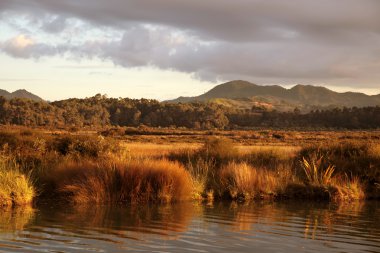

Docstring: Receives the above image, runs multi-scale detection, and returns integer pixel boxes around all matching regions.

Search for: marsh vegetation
[0,127,378,207]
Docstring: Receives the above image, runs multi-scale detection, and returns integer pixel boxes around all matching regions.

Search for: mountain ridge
[167,80,380,110]
[0,89,43,101]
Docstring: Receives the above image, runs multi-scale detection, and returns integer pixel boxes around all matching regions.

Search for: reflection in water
[0,201,379,253]
[39,202,199,240]
[0,206,35,232]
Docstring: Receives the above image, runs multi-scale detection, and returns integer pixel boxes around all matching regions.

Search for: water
[0,201,379,253]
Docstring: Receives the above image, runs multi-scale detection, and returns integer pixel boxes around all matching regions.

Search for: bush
[0,132,19,149]
[49,135,122,158]
[200,137,239,162]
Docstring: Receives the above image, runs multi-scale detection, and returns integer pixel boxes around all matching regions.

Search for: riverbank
[0,128,379,207]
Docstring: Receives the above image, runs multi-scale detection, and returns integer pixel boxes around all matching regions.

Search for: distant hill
[168,80,380,111]
[0,89,43,101]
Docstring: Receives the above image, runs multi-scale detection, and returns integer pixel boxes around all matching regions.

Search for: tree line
[0,94,379,129]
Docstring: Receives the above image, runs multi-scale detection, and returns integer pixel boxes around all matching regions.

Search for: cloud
[1,34,36,58]
[0,34,66,58]
[42,16,67,33]
[1,0,380,88]
[4,0,380,42]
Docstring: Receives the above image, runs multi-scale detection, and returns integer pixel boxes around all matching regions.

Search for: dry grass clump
[0,158,35,207]
[331,175,365,201]
[185,157,214,200]
[200,137,239,162]
[117,159,193,203]
[49,159,193,204]
[218,162,279,200]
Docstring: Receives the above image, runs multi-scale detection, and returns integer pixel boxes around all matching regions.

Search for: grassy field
[0,126,379,207]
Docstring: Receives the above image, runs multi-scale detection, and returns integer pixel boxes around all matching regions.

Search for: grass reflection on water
[0,201,379,253]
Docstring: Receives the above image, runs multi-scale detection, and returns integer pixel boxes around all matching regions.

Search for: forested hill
[0,89,43,101]
[0,94,379,129]
[168,80,380,111]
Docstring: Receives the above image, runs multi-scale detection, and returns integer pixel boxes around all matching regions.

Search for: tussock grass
[218,162,279,200]
[185,157,214,200]
[332,175,365,201]
[0,158,35,207]
[50,159,193,204]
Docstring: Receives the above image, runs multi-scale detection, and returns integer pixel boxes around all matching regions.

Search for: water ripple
[0,202,379,253]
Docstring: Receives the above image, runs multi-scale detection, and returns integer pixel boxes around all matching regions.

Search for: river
[0,201,379,252]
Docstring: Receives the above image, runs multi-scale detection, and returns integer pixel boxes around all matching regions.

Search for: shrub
[0,132,19,150]
[200,137,239,162]
[49,135,122,158]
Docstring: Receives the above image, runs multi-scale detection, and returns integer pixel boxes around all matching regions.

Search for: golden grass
[237,145,299,155]
[0,128,376,204]
[50,159,193,204]
[218,162,279,200]
[185,157,213,200]
[332,175,365,201]
[124,142,200,159]
[0,158,35,207]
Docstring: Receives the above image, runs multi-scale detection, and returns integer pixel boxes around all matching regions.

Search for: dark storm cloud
[4,0,380,42]
[1,0,380,87]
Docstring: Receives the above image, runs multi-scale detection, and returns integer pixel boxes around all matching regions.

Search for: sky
[1,0,380,101]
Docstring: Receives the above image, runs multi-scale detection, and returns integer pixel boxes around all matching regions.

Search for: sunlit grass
[0,129,376,204]
[0,158,35,207]
[218,162,279,200]
[332,175,365,201]
[50,158,193,204]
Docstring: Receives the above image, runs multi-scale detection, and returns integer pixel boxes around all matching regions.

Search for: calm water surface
[0,201,379,253]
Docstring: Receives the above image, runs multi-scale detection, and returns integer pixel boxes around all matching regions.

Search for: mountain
[168,80,380,111]
[0,89,43,101]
